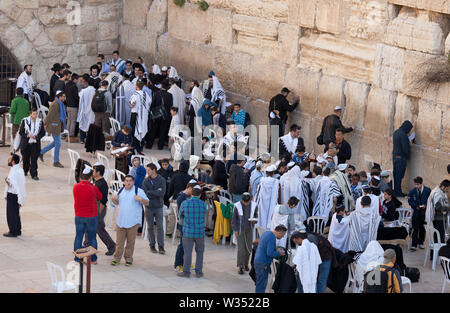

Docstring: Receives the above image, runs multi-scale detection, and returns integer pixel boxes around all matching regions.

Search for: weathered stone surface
[394,93,419,130]
[388,0,450,15]
[48,25,73,45]
[364,87,397,137]
[415,100,442,149]
[211,8,233,51]
[37,7,67,26]
[317,75,346,118]
[123,0,151,27]
[15,0,39,9]
[22,19,42,42]
[346,0,389,41]
[343,81,370,130]
[284,65,321,115]
[98,3,121,22]
[147,0,168,35]
[315,0,342,34]
[39,0,59,7]
[278,23,300,65]
[373,44,405,91]
[0,0,21,21]
[288,0,316,28]
[99,22,119,41]
[74,23,98,42]
[442,105,450,152]
[1,24,25,50]
[16,10,35,28]
[168,2,212,44]
[250,58,286,102]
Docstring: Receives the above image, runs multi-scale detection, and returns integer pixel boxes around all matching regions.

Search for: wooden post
[73,246,97,294]
[86,256,91,293]
[79,260,83,293]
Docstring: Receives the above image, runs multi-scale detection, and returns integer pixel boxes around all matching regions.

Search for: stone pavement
[0,140,447,293]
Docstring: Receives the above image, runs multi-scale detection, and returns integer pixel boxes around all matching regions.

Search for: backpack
[404,267,420,283]
[118,185,139,196]
[363,265,394,293]
[91,90,107,113]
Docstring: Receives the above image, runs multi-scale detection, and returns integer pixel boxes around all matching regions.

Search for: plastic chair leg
[108,206,115,229]
[443,279,447,293]
[424,247,429,268]
[432,250,438,271]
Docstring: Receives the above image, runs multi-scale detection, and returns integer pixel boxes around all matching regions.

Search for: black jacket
[272,262,297,293]
[18,118,45,151]
[54,79,66,95]
[335,139,352,164]
[49,73,60,102]
[392,121,413,160]
[228,164,249,195]
[151,89,173,121]
[85,124,105,153]
[65,80,80,108]
[320,114,353,147]
[168,160,192,200]
[212,160,228,190]
[268,94,299,123]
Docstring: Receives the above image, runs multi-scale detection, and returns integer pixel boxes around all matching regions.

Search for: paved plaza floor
[0,140,447,293]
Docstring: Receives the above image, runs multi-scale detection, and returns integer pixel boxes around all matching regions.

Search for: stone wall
[119,0,450,189]
[0,0,122,91]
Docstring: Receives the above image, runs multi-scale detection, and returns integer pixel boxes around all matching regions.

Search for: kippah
[83,168,92,175]
[189,179,197,184]
[194,185,202,190]
[94,162,103,167]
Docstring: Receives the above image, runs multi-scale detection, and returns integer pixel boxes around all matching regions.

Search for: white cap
[316,155,326,164]
[266,165,277,172]
[334,106,342,111]
[56,90,64,96]
[82,168,92,175]
[275,160,281,167]
[337,163,348,171]
[287,162,295,169]
[94,162,103,167]
[161,66,168,71]
[256,161,263,168]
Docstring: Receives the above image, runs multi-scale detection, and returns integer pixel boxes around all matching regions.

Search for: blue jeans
[296,259,332,293]
[74,216,98,262]
[232,194,242,203]
[41,134,61,163]
[174,225,184,268]
[254,262,270,293]
[80,130,86,143]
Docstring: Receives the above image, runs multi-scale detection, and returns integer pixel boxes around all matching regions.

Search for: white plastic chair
[46,262,77,293]
[108,180,123,229]
[4,113,13,145]
[396,208,413,249]
[171,201,179,245]
[131,154,150,167]
[424,225,445,271]
[440,256,450,293]
[109,117,121,135]
[114,169,126,182]
[67,149,80,184]
[344,263,359,293]
[270,259,279,293]
[97,152,112,182]
[307,216,327,235]
[401,276,412,293]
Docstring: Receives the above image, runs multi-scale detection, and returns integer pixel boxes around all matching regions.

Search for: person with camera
[408,176,431,251]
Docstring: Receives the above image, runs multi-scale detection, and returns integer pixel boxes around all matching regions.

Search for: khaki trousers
[94,112,111,135]
[113,224,138,263]
[66,107,78,137]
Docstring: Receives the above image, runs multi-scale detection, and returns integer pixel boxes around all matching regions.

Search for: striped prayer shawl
[312,176,341,220]
[349,207,381,252]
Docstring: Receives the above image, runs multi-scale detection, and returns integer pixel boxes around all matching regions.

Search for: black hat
[281,87,290,93]
[62,63,71,69]
[51,63,62,72]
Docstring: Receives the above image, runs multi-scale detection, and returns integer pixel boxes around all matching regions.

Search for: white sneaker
[174,266,183,273]
[419,244,425,249]
[410,246,417,251]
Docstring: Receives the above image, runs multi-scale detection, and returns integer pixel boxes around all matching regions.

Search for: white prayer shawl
[293,239,322,293]
[23,116,42,144]
[168,84,186,124]
[270,205,289,248]
[17,72,34,100]
[356,240,384,273]
[77,86,96,132]
[169,113,181,138]
[190,86,204,115]
[312,176,341,220]
[249,170,263,197]
[131,90,151,142]
[115,80,134,126]
[328,213,350,253]
[255,177,280,229]
[4,164,26,206]
[425,186,448,224]
[349,206,381,252]
[110,57,126,73]
[355,194,380,216]
[105,72,123,95]
[331,170,356,211]
[168,67,179,79]
[280,133,298,155]
[310,175,323,203]
[152,64,161,75]
[211,76,227,114]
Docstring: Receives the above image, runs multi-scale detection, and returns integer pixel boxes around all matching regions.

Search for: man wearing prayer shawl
[279,124,305,161]
[168,78,186,124]
[425,180,449,243]
[77,75,96,144]
[249,161,264,197]
[328,204,350,253]
[115,79,134,127]
[349,196,381,252]
[203,71,228,115]
[129,81,151,154]
[312,167,341,222]
[291,231,322,293]
[3,154,26,237]
[16,65,34,103]
[255,165,280,230]
[109,50,126,75]
[331,165,356,212]
[355,184,381,216]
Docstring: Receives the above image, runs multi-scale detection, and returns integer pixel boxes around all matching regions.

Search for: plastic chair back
[46,262,66,293]
[115,169,126,182]
[307,216,327,235]
[441,257,450,281]
[97,152,112,182]
[109,117,121,136]
[67,149,80,184]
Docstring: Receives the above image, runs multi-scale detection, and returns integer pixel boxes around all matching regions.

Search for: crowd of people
[2,50,450,294]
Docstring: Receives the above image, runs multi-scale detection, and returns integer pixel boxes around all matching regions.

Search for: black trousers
[130,112,143,153]
[411,209,426,247]
[433,219,446,243]
[84,205,116,252]
[146,118,170,150]
[6,193,21,235]
[21,143,40,178]
[393,156,407,196]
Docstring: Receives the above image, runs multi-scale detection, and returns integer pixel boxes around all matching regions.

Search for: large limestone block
[98,3,121,22]
[0,0,21,20]
[12,39,33,63]
[214,49,233,90]
[399,50,435,98]
[229,51,253,96]
[33,31,51,47]
[37,7,67,26]
[97,40,119,55]
[1,24,26,50]
[415,100,442,149]
[288,0,316,28]
[373,43,405,91]
[16,0,39,9]
[147,0,168,35]
[246,98,270,129]
[22,19,43,42]
[343,81,370,130]
[249,58,286,102]
[364,87,397,137]
[388,0,450,15]
[393,93,419,130]
[284,65,321,115]
[48,25,74,45]
[300,34,376,83]
[74,23,97,42]
[316,0,342,34]
[99,22,119,41]
[168,2,212,44]
[211,8,233,51]
[233,14,279,40]
[123,0,151,27]
[346,0,389,41]
[385,16,445,54]
[442,105,450,152]
[16,10,35,28]
[317,75,346,118]
[278,23,300,65]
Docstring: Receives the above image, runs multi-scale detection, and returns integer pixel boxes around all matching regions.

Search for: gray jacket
[142,175,166,209]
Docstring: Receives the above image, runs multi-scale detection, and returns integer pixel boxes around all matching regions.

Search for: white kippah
[194,185,202,190]
[94,162,103,167]
[337,163,348,171]
[56,90,64,96]
[287,162,295,168]
[269,112,276,119]
[161,66,168,71]
[266,165,277,172]
[189,179,197,184]
[82,168,92,175]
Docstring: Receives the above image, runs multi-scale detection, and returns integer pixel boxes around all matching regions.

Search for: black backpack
[363,265,394,293]
[404,267,420,283]
[118,185,139,196]
[92,90,107,113]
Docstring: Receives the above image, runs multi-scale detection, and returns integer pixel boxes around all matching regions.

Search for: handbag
[150,91,167,121]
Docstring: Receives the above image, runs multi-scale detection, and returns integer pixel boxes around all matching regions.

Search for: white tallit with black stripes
[331,170,355,212]
[115,80,134,126]
[349,205,381,252]
[132,90,151,142]
[312,176,341,220]
[254,176,280,229]
[204,76,227,114]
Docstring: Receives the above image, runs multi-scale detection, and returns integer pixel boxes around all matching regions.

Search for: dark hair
[323,167,331,176]
[193,80,199,87]
[136,81,145,90]
[113,50,119,55]
[82,73,90,82]
[440,179,450,188]
[361,196,372,207]
[274,225,288,232]
[384,188,402,207]
[71,73,79,81]
[126,60,133,65]
[359,171,367,178]
[147,163,157,171]
[101,80,109,87]
[234,103,241,107]
[414,176,423,184]
[352,173,360,179]
[290,124,301,132]
[93,165,105,176]
[90,64,100,72]
[288,196,299,207]
[295,146,305,153]
[186,181,197,189]
[160,158,170,165]
[124,175,134,181]
[336,128,344,134]
[170,106,179,113]
[336,204,346,214]
[291,231,307,240]
[348,165,356,171]
[162,79,170,90]
[24,64,32,71]
[81,171,92,181]
[313,166,322,176]
[62,70,71,77]
[300,161,309,171]
[16,87,24,96]
[192,187,202,197]
[57,92,66,98]
[11,153,20,164]
[98,54,105,59]
[110,64,116,69]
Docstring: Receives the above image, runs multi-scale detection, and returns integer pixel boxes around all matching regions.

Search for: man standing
[92,80,113,137]
[97,54,110,75]
[83,164,116,256]
[231,103,246,127]
[73,168,102,264]
[65,73,80,142]
[77,75,96,144]
[122,60,135,81]
[228,156,250,203]
[3,154,26,237]
[16,65,34,103]
[109,50,126,75]
[232,192,258,274]
[111,175,149,266]
[426,180,450,243]
[9,88,30,138]
[268,88,299,137]
[40,91,66,168]
[54,70,71,95]
[18,108,45,180]
[129,81,151,154]
[49,63,62,102]
[177,185,207,278]
[168,78,186,124]
[279,124,304,161]
[254,225,287,293]
[318,106,353,151]
[408,177,431,251]
[142,163,167,254]
[392,120,413,197]
[255,165,280,230]
[332,128,352,164]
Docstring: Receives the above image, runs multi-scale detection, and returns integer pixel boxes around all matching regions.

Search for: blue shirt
[116,187,149,229]
[179,196,207,238]
[254,231,281,264]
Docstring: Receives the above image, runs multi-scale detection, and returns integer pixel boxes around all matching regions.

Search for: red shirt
[73,181,102,218]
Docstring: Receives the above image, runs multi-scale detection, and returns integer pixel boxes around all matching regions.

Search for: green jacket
[9,96,30,125]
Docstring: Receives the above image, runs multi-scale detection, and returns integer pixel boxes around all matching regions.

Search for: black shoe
[32,176,39,181]
[105,249,115,256]
[150,246,158,254]
[238,267,244,275]
[39,154,44,162]
[158,248,166,255]
[195,272,204,278]
[244,266,249,272]
[3,232,18,238]
[53,162,64,168]
[24,172,28,177]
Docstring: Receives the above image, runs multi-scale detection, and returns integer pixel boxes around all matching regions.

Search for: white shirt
[116,187,149,229]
